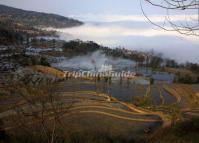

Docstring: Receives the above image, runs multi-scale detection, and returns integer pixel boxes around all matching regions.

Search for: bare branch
[141,0,199,36]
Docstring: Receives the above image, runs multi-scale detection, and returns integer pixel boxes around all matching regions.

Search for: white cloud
[69,13,198,23]
[46,20,199,63]
[50,23,199,43]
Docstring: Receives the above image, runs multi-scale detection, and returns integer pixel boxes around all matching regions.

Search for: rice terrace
[0,1,199,143]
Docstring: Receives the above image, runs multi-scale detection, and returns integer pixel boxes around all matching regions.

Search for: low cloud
[69,13,198,23]
[52,51,135,71]
[48,20,199,63]
[55,22,198,43]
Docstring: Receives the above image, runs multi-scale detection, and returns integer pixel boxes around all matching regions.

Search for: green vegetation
[0,20,57,41]
[165,59,178,68]
[162,67,199,84]
[61,40,153,66]
[0,4,83,46]
[150,78,154,85]
[177,74,198,84]
[0,26,24,45]
[1,5,199,143]
[0,91,5,96]
[61,40,199,81]
[189,63,199,74]
[64,130,136,143]
[150,118,199,143]
[40,57,50,67]
[167,104,182,125]
[30,38,65,49]
[132,95,152,107]
[62,40,100,56]
[0,128,137,143]
[149,56,163,69]
[0,5,83,28]
[2,55,50,67]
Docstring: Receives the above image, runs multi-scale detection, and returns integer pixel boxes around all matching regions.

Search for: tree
[150,56,163,69]
[190,63,199,73]
[40,57,50,66]
[165,59,178,68]
[168,105,181,126]
[8,84,73,143]
[141,0,199,36]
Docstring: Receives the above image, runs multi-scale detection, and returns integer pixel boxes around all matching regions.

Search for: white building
[99,64,113,72]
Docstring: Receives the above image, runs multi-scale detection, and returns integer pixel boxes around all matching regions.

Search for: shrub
[40,57,50,66]
[132,95,152,107]
[177,74,197,84]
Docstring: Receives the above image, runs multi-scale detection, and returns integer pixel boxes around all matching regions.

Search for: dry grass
[196,92,199,98]
[163,85,181,103]
[164,68,193,75]
[164,84,199,107]
[148,118,199,143]
[31,65,65,79]
[164,68,198,81]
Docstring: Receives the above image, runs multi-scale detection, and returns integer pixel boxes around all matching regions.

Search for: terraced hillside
[0,83,163,143]
[1,77,199,142]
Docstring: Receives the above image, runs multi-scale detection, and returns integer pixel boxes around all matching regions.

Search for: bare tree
[141,0,199,36]
[9,84,73,143]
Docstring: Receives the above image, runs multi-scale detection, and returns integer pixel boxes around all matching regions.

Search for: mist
[52,51,135,71]
[53,21,199,64]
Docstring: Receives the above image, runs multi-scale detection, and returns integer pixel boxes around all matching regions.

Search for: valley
[0,3,199,143]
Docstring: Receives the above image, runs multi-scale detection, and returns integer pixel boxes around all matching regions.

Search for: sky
[0,0,164,15]
[0,0,199,63]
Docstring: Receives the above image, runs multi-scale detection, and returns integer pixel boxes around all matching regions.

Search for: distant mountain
[0,5,83,28]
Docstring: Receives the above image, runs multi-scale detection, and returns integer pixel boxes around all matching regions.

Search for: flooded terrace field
[54,77,177,105]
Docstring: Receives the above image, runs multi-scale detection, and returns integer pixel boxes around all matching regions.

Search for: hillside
[0,4,83,28]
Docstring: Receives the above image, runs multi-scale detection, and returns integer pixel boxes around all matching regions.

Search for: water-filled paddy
[55,78,177,105]
[161,87,176,104]
[192,84,199,92]
[151,86,161,105]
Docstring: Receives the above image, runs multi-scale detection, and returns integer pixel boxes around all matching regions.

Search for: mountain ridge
[0,4,83,28]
